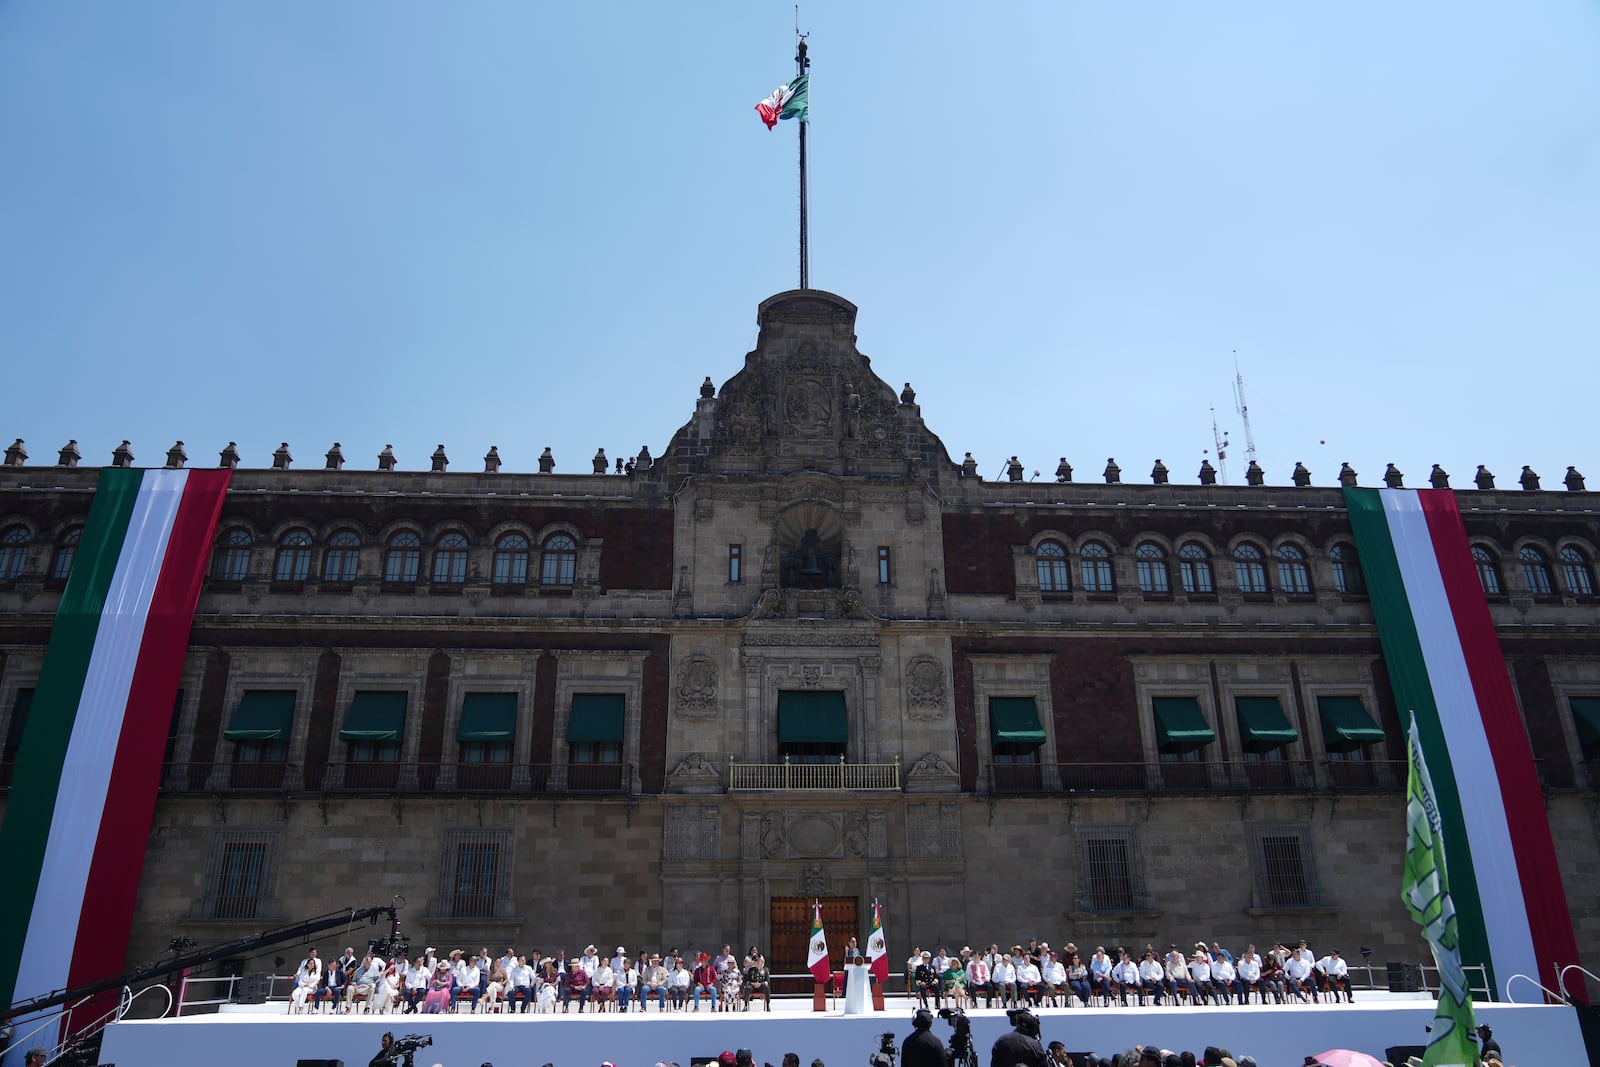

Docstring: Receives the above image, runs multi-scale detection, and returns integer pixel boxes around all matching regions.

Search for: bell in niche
[797,529,825,577]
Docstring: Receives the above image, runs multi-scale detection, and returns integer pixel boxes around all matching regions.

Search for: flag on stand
[807,901,831,983]
[755,74,809,129]
[1403,711,1480,1067]
[867,900,888,984]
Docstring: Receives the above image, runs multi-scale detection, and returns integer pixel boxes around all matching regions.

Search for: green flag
[1403,711,1481,1067]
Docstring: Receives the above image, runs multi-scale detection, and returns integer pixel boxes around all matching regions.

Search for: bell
[797,551,824,576]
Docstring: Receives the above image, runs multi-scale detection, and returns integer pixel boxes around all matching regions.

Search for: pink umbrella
[1313,1052,1387,1067]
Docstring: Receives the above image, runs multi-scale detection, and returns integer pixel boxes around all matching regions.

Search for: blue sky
[2,2,1597,488]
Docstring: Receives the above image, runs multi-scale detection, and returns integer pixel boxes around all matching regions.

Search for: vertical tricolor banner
[1345,487,1579,996]
[807,900,831,984]
[0,467,231,1023]
[867,899,888,985]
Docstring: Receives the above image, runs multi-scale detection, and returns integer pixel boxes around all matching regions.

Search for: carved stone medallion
[675,654,719,719]
[905,656,948,720]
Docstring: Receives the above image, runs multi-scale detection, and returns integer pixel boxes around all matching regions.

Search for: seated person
[1040,952,1066,1007]
[965,953,993,1008]
[642,955,670,1011]
[692,952,719,1011]
[1282,952,1316,1003]
[316,961,345,1013]
[1111,951,1141,1006]
[717,963,742,1012]
[1259,953,1287,1004]
[591,960,616,1011]
[1137,951,1165,1006]
[1235,947,1263,1005]
[1209,954,1237,1005]
[1186,951,1214,1005]
[1065,953,1091,1007]
[1317,949,1353,1003]
[1018,955,1044,1007]
[668,958,692,1009]
[507,955,534,1013]
[562,959,591,1012]
[422,964,452,1014]
[616,958,640,1012]
[941,957,968,1008]
[913,952,943,1009]
[1088,948,1113,1003]
[742,952,772,1012]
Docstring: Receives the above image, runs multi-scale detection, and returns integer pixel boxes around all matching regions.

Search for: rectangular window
[341,691,406,762]
[200,830,278,920]
[877,546,891,585]
[1250,825,1321,909]
[729,544,742,583]
[438,830,510,918]
[1074,826,1144,912]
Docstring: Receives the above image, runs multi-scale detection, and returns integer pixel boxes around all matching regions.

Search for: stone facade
[2,289,1599,987]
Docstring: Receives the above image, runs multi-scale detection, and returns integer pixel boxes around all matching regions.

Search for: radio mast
[1233,355,1257,472]
[1210,405,1230,485]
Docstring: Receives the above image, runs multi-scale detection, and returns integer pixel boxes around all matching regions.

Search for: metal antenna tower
[1232,354,1257,470]
[1210,405,1230,485]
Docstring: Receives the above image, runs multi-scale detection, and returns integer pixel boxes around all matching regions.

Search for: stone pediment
[662,289,955,478]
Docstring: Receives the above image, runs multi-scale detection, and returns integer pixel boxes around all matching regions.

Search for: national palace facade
[1,290,1597,986]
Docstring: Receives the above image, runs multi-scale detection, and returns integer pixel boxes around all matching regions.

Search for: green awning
[777,690,848,744]
[339,691,407,741]
[989,697,1046,745]
[567,693,625,743]
[1235,696,1299,749]
[1570,697,1600,749]
[458,692,517,741]
[1153,697,1215,751]
[1317,696,1386,749]
[224,691,295,742]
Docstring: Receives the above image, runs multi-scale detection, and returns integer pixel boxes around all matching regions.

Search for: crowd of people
[289,942,781,1015]
[904,938,1358,1010]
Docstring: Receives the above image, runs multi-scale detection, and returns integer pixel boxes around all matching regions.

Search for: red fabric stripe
[64,471,230,1011]
[1418,490,1582,996]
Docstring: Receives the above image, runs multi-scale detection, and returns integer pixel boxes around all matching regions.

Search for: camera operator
[370,1031,432,1067]
[900,1010,944,1067]
[991,1008,1046,1067]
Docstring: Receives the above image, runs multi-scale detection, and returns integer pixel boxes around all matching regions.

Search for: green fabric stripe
[568,693,626,743]
[340,691,407,741]
[1343,488,1493,982]
[458,692,517,741]
[989,697,1046,745]
[1317,696,1385,747]
[0,467,142,1007]
[1235,697,1299,747]
[1152,696,1215,749]
[224,691,295,742]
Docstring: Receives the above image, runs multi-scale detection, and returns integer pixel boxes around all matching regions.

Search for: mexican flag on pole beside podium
[808,901,831,983]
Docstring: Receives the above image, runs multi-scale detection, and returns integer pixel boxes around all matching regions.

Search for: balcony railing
[728,758,900,791]
[1323,759,1407,792]
[157,761,633,796]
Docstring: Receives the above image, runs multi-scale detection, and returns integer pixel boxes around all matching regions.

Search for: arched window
[1472,546,1502,596]
[384,531,422,584]
[323,530,361,583]
[1560,546,1595,596]
[1520,546,1555,595]
[493,532,530,586]
[1330,543,1365,595]
[1233,543,1268,594]
[1178,543,1213,594]
[0,526,30,580]
[212,528,252,582]
[51,527,82,581]
[1081,541,1114,593]
[1135,542,1169,594]
[273,529,313,583]
[1036,540,1070,593]
[540,533,577,586]
[1275,545,1311,594]
[432,531,469,584]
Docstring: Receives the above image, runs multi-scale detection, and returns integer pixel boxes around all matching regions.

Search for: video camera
[393,1035,433,1055]
[938,1008,975,1067]
[868,1031,897,1067]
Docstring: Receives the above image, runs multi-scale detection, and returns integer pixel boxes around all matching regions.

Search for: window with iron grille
[1074,826,1144,912]
[1250,824,1323,909]
[200,830,279,920]
[438,830,511,918]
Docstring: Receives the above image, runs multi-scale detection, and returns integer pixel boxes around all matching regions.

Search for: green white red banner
[0,467,231,1021]
[1345,487,1578,997]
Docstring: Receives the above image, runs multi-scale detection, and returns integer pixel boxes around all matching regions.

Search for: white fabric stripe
[12,470,185,1003]
[1380,489,1537,986]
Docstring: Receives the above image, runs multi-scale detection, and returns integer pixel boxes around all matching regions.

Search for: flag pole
[795,22,810,290]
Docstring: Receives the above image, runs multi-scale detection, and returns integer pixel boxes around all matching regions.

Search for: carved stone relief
[905,656,948,719]
[675,655,719,719]
[666,752,722,792]
[664,804,721,861]
[906,801,963,859]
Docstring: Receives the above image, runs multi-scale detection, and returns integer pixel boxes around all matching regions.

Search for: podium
[843,964,875,1014]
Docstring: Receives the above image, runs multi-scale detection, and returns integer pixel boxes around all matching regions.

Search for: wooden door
[769,895,857,992]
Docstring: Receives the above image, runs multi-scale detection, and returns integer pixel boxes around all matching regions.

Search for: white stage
[97,994,1589,1067]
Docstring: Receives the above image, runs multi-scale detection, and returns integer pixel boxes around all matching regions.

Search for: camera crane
[2,899,406,1025]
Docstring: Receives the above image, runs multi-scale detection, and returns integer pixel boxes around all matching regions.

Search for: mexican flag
[755,74,809,129]
[867,900,888,984]
[1345,487,1579,998]
[807,901,831,983]
[1403,712,1480,1067]
[0,468,231,1019]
